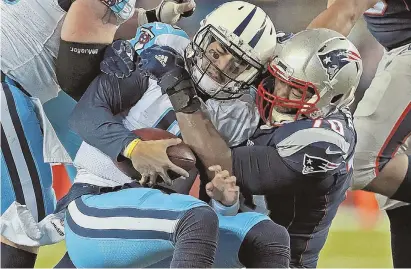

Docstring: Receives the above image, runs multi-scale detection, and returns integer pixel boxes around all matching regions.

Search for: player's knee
[239,220,290,268]
[174,206,219,243]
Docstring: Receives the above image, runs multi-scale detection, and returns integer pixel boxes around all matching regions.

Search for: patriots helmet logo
[302,154,341,174]
[317,48,361,81]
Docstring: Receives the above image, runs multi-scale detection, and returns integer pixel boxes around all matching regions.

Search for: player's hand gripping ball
[115,128,196,186]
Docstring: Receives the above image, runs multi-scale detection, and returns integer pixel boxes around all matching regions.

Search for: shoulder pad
[273,116,355,160]
[129,22,189,55]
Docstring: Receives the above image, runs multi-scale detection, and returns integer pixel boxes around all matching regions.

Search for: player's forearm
[69,74,144,160]
[307,0,379,36]
[176,111,233,180]
[61,0,118,44]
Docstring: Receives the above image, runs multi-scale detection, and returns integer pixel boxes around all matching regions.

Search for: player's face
[201,40,249,85]
[273,79,314,113]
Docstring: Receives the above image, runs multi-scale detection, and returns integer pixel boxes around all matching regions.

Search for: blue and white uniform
[0,0,82,247]
[0,80,66,247]
[65,23,270,268]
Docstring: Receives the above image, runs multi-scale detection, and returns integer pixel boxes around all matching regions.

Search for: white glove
[156,0,196,25]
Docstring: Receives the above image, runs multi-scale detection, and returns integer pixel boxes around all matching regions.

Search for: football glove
[100,40,136,79]
[138,45,200,113]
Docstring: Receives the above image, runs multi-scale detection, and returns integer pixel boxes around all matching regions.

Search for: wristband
[123,138,141,159]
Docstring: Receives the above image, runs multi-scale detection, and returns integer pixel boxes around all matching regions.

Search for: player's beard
[191,58,225,99]
[191,58,244,100]
[269,107,297,126]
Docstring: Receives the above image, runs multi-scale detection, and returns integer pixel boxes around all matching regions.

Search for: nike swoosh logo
[325,146,343,155]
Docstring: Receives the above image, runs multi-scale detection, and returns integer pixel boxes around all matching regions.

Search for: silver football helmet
[185,1,276,100]
[256,28,363,125]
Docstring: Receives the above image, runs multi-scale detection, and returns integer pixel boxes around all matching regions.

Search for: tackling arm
[69,66,149,160]
[176,111,233,179]
[307,0,379,36]
[177,113,330,196]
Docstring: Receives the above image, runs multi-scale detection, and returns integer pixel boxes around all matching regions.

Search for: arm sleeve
[56,40,108,100]
[69,72,149,160]
[232,144,344,196]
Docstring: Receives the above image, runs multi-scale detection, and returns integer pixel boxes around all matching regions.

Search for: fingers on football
[163,138,183,147]
[158,170,173,186]
[139,173,149,185]
[148,171,158,187]
[167,162,189,178]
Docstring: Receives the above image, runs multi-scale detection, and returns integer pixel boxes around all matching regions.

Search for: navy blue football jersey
[232,108,356,267]
[363,0,411,49]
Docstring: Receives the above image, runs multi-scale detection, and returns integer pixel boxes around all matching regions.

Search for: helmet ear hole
[330,94,343,104]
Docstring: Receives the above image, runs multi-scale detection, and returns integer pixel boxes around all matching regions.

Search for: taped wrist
[160,69,200,113]
[56,39,107,101]
[391,155,411,203]
[145,9,158,22]
[135,8,160,26]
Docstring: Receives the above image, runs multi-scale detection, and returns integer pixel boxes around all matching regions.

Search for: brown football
[114,128,196,180]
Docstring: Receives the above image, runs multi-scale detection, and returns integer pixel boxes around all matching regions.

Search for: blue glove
[138,45,200,113]
[100,40,136,79]
[137,44,186,81]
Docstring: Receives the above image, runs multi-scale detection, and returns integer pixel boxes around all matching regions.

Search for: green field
[35,208,393,268]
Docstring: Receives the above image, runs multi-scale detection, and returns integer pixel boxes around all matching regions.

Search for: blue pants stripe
[65,209,172,240]
[2,83,46,220]
[1,125,25,206]
[75,195,183,220]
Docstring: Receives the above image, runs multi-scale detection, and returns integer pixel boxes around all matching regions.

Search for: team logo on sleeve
[317,48,361,81]
[134,26,155,51]
[302,154,341,174]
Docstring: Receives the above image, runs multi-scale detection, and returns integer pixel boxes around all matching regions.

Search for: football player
[308,0,411,266]
[159,28,363,267]
[61,1,290,268]
[0,0,195,267]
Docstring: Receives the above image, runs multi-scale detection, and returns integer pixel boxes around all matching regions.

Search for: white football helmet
[256,28,363,125]
[185,1,276,100]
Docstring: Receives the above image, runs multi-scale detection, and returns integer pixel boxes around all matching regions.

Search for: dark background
[138,0,384,110]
